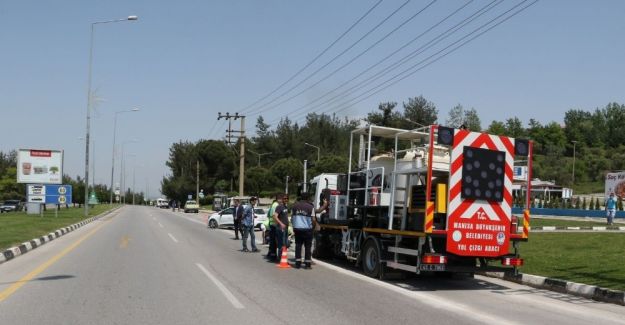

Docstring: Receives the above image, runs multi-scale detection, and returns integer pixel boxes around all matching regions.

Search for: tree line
[2,97,623,204]
[161,96,625,202]
[0,151,145,205]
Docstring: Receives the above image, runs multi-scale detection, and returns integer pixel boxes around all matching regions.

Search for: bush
[590,197,596,210]
[582,197,587,210]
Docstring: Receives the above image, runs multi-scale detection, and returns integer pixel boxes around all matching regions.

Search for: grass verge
[0,205,118,251]
[519,233,625,291]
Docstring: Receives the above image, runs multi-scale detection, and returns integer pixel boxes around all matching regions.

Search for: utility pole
[572,141,577,185]
[196,160,200,202]
[218,112,246,196]
[303,160,308,193]
[248,149,271,167]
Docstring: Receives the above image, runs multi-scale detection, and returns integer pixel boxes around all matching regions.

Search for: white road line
[158,222,164,228]
[168,233,179,243]
[196,263,244,309]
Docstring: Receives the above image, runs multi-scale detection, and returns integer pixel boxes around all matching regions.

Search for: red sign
[446,207,510,257]
[30,150,52,157]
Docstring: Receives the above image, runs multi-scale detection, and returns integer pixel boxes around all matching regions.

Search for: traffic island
[0,206,120,265]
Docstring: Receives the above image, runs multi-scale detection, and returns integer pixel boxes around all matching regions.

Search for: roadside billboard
[605,172,625,199]
[17,149,63,184]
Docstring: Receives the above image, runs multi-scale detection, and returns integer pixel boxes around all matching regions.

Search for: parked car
[183,200,200,213]
[207,207,266,229]
[1,200,24,213]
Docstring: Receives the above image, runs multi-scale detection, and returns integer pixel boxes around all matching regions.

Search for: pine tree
[575,197,580,209]
[590,197,596,210]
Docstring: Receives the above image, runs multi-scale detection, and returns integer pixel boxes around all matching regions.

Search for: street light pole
[247,149,271,167]
[120,139,138,204]
[572,141,577,184]
[84,15,138,216]
[304,142,320,161]
[110,108,140,205]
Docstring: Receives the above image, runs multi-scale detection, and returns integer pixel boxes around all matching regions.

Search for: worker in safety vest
[291,192,327,269]
[265,195,280,261]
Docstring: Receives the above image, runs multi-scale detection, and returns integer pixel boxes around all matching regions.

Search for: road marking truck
[311,124,532,279]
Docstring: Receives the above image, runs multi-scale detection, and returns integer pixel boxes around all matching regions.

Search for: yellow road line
[0,220,109,302]
[119,235,130,249]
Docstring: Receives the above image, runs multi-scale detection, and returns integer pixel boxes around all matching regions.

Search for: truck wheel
[362,239,381,278]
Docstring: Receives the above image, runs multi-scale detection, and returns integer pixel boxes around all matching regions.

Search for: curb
[482,272,625,306]
[530,226,625,231]
[0,207,120,266]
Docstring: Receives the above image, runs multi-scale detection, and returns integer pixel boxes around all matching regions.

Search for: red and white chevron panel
[446,129,514,257]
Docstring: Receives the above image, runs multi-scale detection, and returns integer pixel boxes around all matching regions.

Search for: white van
[156,198,169,209]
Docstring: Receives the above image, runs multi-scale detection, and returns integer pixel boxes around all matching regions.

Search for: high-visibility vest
[267,202,278,225]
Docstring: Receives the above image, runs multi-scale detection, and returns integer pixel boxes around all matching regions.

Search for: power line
[265,0,487,122]
[281,0,539,125]
[246,0,413,116]
[266,0,504,124]
[206,119,221,139]
[248,0,439,117]
[238,0,384,115]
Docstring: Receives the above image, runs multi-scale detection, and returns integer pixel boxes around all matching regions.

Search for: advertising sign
[605,172,625,199]
[28,195,45,203]
[28,184,46,196]
[17,149,63,184]
[513,166,527,181]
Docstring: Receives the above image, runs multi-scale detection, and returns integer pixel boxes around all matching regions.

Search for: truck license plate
[419,264,445,272]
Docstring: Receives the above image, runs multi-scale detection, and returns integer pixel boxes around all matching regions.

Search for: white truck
[156,198,169,209]
[311,124,533,279]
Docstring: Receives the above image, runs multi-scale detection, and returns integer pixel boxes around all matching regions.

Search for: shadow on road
[314,256,512,292]
[0,274,75,285]
[492,287,599,305]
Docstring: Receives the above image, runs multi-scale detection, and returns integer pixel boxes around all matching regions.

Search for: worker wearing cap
[291,192,327,269]
[241,197,259,252]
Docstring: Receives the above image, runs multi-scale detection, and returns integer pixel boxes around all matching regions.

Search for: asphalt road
[0,206,624,325]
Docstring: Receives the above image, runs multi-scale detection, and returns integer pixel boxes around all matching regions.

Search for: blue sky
[1,0,624,198]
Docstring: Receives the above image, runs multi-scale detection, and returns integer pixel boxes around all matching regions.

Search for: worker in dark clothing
[291,192,327,269]
[272,194,289,262]
[232,199,243,240]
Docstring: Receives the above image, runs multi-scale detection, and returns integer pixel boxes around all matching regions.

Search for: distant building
[513,178,573,202]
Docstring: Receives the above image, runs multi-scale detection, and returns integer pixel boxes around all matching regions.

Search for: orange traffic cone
[277,246,291,269]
